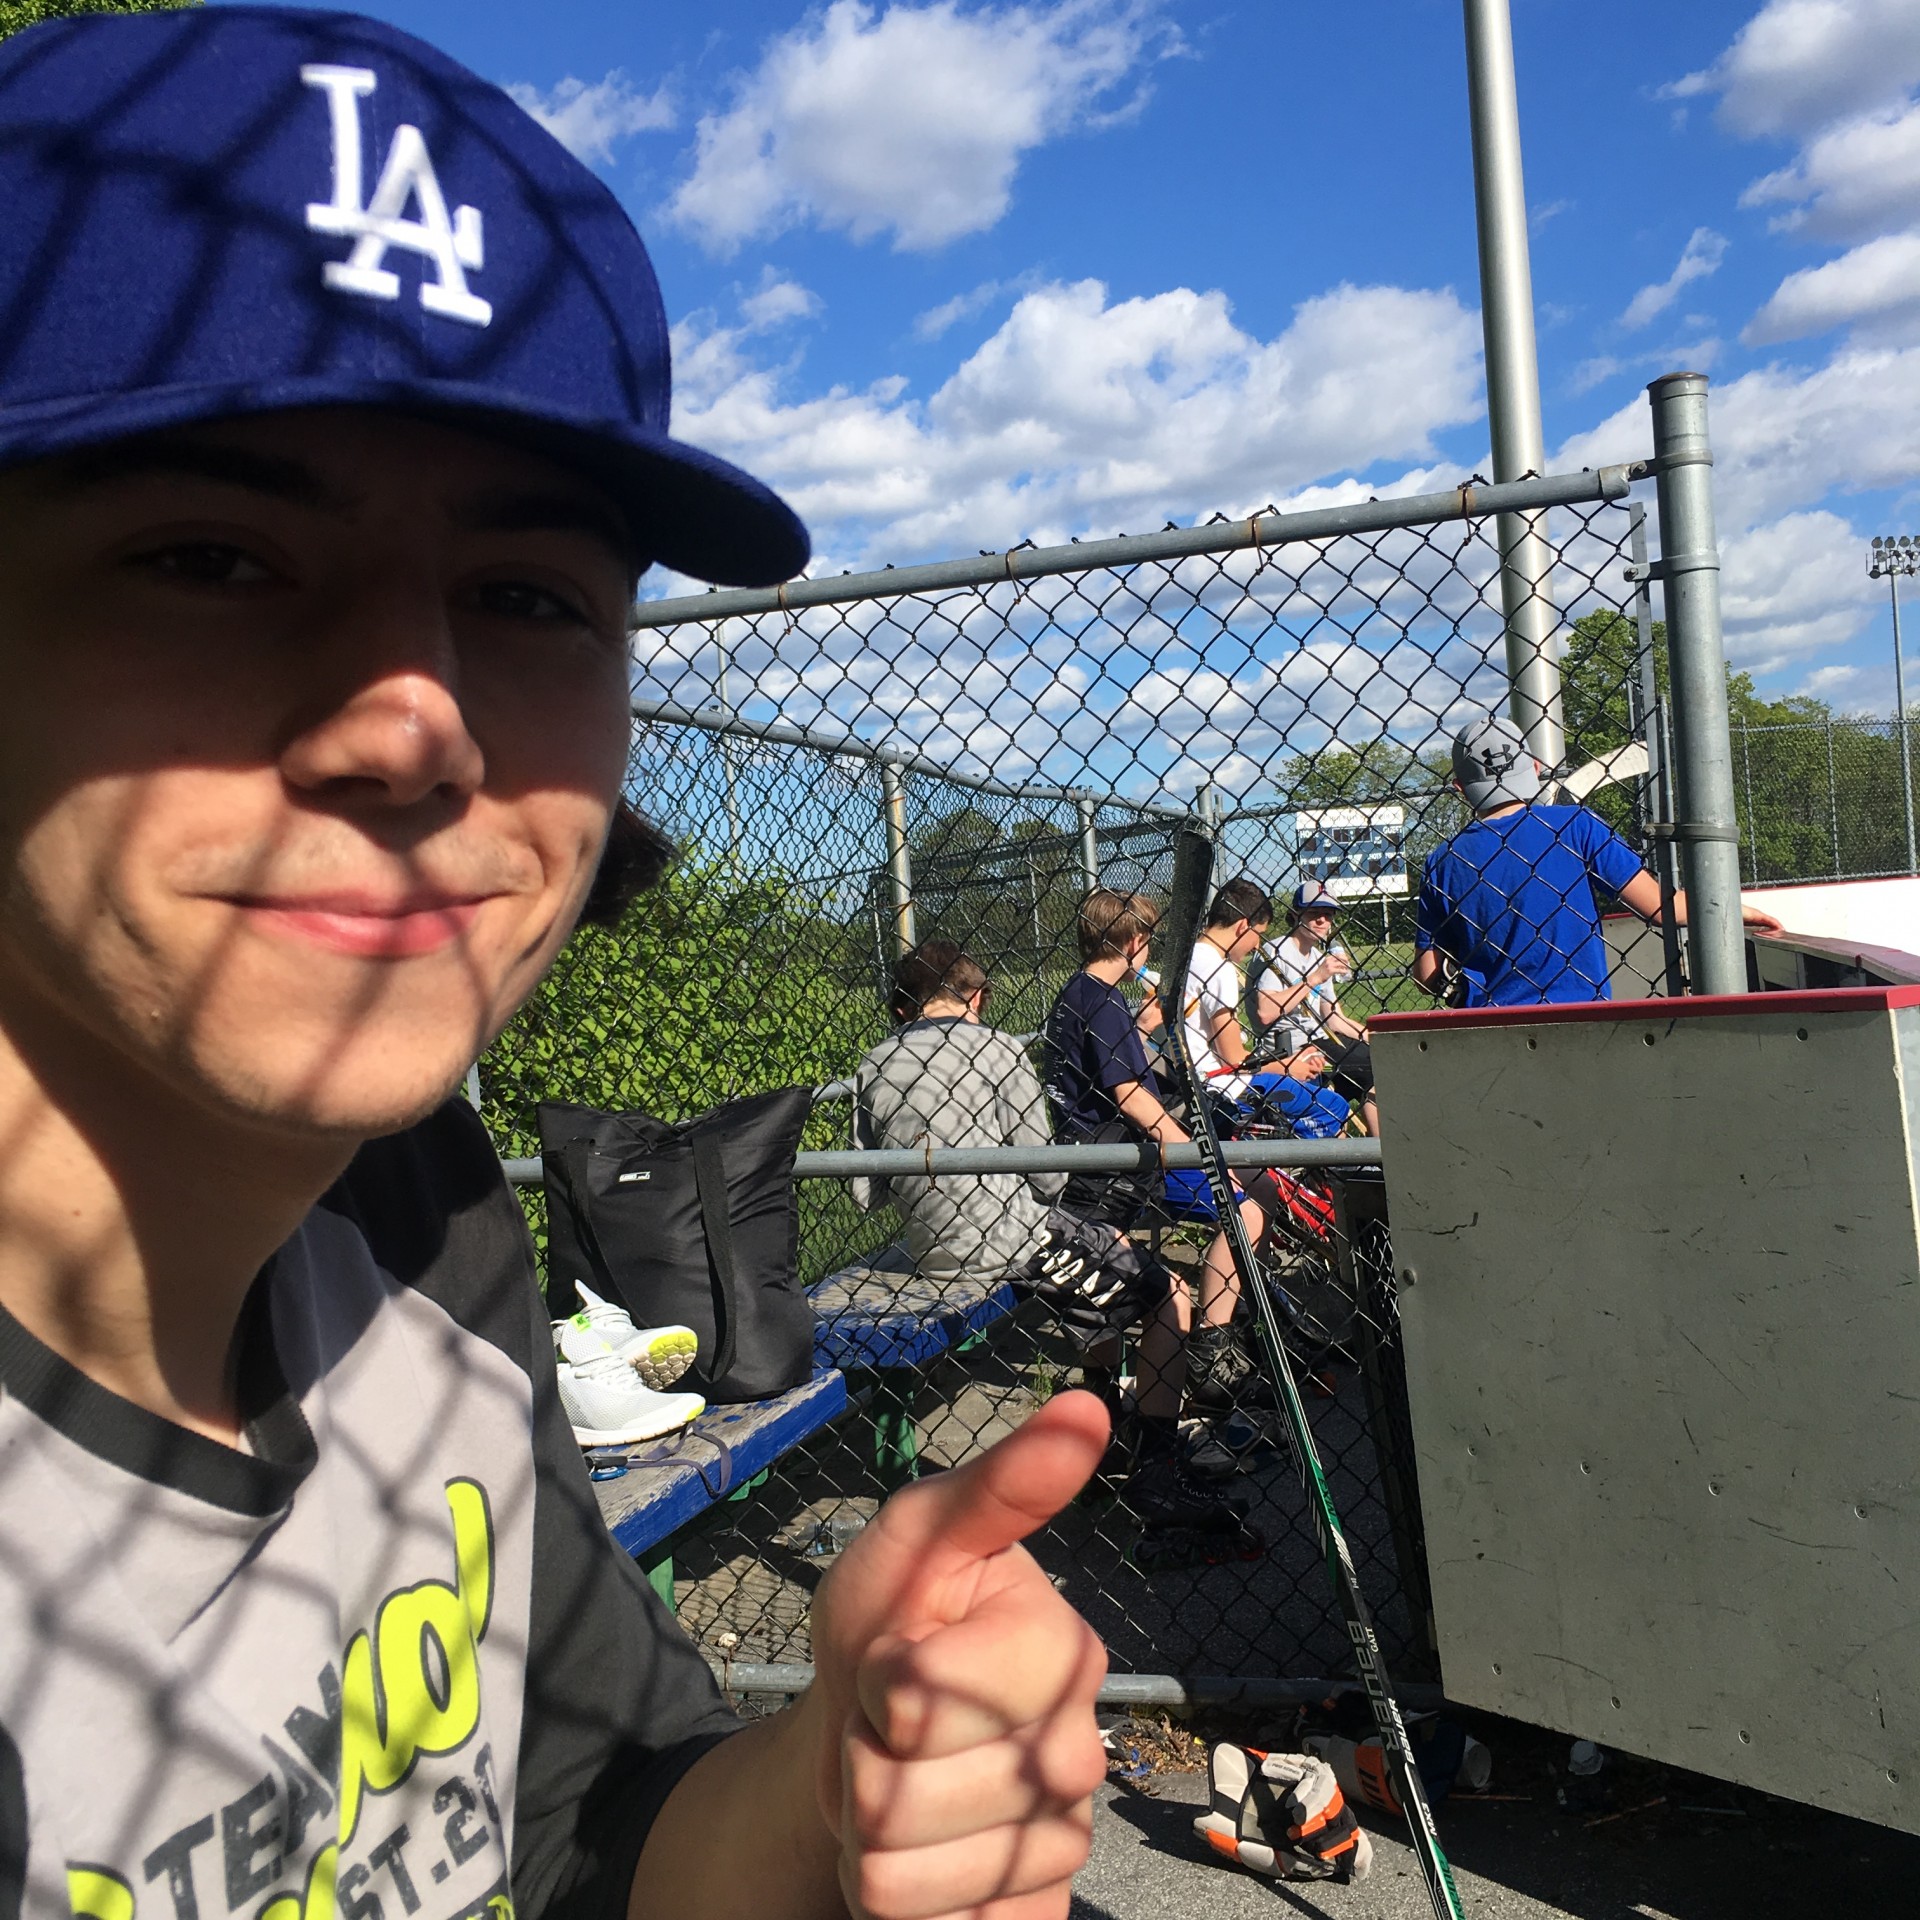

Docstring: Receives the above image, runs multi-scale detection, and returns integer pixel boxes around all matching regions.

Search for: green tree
[0,0,197,40]
[481,852,892,1284]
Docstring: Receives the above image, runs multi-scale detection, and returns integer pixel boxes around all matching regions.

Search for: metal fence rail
[482,383,1743,1697]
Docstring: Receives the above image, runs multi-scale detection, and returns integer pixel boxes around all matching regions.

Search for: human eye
[473,577,589,625]
[126,540,280,588]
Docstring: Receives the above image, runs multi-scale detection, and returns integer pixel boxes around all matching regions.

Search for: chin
[182,1041,475,1143]
[170,994,502,1144]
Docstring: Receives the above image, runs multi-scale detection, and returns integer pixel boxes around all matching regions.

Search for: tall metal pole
[880,757,917,957]
[1076,795,1101,895]
[1647,372,1746,996]
[1891,571,1917,873]
[1463,0,1566,769]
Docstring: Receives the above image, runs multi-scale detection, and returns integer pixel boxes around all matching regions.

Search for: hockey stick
[1158,827,1466,1920]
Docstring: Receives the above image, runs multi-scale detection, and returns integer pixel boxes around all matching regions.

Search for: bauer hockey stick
[1158,827,1466,1920]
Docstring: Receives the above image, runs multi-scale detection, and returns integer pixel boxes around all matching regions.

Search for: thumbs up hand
[809,1391,1112,1920]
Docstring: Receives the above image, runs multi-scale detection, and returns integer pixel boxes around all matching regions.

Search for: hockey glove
[1192,1743,1373,1883]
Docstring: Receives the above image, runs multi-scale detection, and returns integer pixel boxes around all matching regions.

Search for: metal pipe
[630,464,1643,631]
[501,1136,1383,1186]
[1077,796,1100,894]
[1629,507,1682,996]
[1647,372,1747,996]
[706,1660,1445,1712]
[1463,0,1566,768]
[1892,571,1917,873]
[629,696,1193,824]
[880,760,916,958]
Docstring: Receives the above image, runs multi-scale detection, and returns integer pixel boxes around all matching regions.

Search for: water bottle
[1558,1738,1609,1812]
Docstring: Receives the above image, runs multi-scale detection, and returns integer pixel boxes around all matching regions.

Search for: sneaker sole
[570,1395,705,1449]
[627,1328,699,1391]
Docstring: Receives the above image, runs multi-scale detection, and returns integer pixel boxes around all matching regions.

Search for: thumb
[822,1390,1109,1646]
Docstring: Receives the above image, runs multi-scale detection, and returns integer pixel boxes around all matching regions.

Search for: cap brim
[0,375,810,589]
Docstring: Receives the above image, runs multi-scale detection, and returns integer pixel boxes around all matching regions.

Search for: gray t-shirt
[853,1018,1065,1281]
[0,1101,736,1920]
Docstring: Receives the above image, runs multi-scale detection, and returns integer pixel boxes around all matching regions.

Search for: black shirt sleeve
[326,1101,742,1920]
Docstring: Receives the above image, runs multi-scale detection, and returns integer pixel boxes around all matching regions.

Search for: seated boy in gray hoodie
[853,940,1244,1530]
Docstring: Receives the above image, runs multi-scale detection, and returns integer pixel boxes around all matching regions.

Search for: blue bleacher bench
[594,1245,1024,1601]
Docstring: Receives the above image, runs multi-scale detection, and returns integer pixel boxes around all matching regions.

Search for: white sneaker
[553,1316,705,1448]
[565,1282,700,1391]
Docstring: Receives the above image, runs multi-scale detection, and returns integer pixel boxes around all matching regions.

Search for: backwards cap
[1452,714,1544,812]
[0,6,808,588]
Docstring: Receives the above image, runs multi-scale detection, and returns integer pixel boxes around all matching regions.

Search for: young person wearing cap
[0,13,1108,1920]
[1413,713,1780,1006]
[1246,886,1378,1136]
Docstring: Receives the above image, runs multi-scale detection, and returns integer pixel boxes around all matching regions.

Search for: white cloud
[671,276,1483,565]
[1742,99,1920,241]
[666,0,1170,253]
[912,278,1030,342]
[1717,510,1876,669]
[1664,0,1920,139]
[738,274,822,331]
[1745,232,1920,343]
[1557,343,1920,535]
[1620,228,1729,330]
[506,71,674,166]
[1547,337,1920,679]
[1569,355,1625,394]
[1568,335,1722,396]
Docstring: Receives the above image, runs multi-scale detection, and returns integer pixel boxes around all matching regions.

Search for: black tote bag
[538,1086,815,1403]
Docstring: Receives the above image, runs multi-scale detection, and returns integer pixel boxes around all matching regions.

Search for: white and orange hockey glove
[1192,1743,1374,1883]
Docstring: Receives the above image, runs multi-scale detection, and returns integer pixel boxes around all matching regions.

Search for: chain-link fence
[481,455,1688,1694]
[1732,716,1920,884]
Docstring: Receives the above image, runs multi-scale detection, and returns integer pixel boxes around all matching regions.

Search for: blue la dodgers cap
[0,6,809,588]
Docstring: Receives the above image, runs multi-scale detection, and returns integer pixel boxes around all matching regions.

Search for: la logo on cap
[301,64,491,327]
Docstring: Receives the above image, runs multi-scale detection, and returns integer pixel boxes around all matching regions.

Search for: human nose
[279,582,485,806]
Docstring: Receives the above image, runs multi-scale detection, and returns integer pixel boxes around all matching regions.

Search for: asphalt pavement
[1074,1720,1920,1920]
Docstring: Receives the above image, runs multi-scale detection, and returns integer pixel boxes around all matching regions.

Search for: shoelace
[577,1301,635,1341]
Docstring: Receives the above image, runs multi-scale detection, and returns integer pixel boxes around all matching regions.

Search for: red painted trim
[1369,984,1920,1033]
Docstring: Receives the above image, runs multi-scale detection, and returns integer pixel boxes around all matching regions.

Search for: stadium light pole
[1463,0,1566,771]
[1869,536,1919,875]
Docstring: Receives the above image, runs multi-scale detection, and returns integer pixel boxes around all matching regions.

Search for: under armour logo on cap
[303,65,490,326]
[1452,714,1544,811]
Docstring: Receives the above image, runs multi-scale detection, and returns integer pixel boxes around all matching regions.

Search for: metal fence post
[1827,718,1840,877]
[1647,372,1746,996]
[1463,0,1567,768]
[1077,796,1100,895]
[1891,570,1917,874]
[880,756,917,957]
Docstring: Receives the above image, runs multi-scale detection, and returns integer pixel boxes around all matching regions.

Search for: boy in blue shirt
[1414,714,1779,1005]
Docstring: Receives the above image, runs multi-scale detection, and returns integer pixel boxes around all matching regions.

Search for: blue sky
[248,0,1920,717]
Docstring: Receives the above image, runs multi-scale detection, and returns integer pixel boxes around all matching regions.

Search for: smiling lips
[230,892,494,958]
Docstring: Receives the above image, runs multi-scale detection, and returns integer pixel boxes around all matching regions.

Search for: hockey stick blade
[1156,828,1466,1920]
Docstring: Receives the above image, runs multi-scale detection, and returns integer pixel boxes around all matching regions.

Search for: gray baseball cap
[1452,714,1544,812]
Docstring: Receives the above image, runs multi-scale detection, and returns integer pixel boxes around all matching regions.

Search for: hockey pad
[1194,1745,1373,1883]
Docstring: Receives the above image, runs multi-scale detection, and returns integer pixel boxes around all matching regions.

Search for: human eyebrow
[48,438,357,513]
[451,485,639,574]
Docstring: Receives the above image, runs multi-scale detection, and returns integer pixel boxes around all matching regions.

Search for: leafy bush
[481,853,896,1284]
